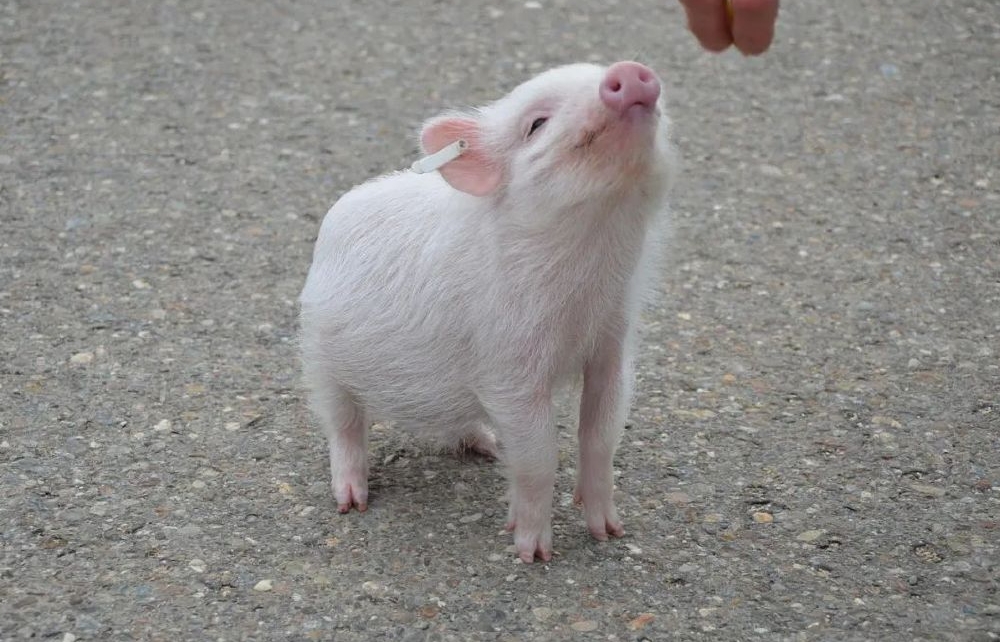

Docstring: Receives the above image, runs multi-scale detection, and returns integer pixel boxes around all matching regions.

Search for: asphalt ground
[1,0,998,640]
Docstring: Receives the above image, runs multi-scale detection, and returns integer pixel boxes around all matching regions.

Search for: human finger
[678,0,734,52]
[730,0,779,55]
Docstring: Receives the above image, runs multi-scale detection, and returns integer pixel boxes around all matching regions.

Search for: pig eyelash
[527,117,548,138]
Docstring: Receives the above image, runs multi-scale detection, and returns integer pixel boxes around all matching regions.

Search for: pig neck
[497,191,655,289]
[489,190,658,344]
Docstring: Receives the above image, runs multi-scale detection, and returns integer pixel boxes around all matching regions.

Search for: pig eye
[527,117,548,138]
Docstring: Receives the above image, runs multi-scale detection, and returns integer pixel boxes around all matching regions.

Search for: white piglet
[300,61,674,563]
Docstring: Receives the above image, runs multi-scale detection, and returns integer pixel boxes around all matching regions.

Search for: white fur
[299,62,674,562]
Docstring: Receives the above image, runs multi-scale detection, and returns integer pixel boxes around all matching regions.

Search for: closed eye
[527,117,548,138]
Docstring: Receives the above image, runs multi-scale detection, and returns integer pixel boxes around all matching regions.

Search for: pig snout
[599,61,661,115]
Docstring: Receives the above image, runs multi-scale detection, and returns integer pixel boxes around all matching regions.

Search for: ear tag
[410,139,468,174]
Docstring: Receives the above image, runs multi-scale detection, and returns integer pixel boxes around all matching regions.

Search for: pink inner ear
[420,117,503,197]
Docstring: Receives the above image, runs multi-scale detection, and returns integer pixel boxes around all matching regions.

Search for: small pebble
[909,482,946,498]
[752,511,774,524]
[532,607,553,622]
[253,579,273,592]
[797,529,826,542]
[625,543,643,556]
[628,613,655,630]
[361,581,388,599]
[879,62,900,78]
[69,352,94,364]
[664,491,690,505]
[188,558,206,573]
[571,620,598,632]
[459,513,482,523]
[872,415,902,429]
[153,419,172,432]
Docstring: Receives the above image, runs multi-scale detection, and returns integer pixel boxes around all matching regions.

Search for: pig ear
[420,117,503,197]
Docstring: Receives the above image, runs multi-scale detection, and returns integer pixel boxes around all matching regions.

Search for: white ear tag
[410,139,468,174]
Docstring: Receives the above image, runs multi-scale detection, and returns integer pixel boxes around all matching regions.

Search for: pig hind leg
[307,378,370,513]
[457,423,499,459]
[424,422,499,459]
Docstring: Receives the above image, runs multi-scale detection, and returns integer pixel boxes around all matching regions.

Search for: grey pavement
[1,0,998,640]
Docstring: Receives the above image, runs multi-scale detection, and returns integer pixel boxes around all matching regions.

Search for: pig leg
[493,401,557,563]
[308,382,369,513]
[574,334,631,540]
[457,424,499,459]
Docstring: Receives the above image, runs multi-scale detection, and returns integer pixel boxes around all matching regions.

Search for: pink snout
[599,61,661,115]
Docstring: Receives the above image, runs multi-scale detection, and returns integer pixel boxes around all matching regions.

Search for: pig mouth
[573,106,659,150]
[574,123,609,150]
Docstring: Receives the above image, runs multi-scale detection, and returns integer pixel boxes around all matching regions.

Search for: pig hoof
[574,489,624,541]
[515,537,553,564]
[332,479,369,513]
[587,519,625,541]
[506,520,554,563]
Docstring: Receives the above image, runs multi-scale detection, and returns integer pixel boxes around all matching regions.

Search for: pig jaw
[510,111,670,216]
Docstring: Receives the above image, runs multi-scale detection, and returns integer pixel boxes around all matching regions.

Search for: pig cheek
[528,155,596,207]
[519,139,606,200]
[508,150,560,197]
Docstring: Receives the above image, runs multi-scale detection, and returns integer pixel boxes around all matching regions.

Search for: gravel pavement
[2,0,998,640]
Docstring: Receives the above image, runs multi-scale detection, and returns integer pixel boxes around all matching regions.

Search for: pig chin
[577,103,658,152]
[573,108,660,179]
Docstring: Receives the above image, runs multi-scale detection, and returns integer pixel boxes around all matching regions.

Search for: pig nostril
[601,62,661,113]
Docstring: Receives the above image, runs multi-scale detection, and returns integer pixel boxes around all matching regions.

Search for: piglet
[300,61,674,563]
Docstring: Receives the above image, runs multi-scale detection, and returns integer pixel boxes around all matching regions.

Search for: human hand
[678,0,779,56]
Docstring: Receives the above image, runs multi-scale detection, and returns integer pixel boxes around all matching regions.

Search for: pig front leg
[574,333,631,540]
[493,400,558,563]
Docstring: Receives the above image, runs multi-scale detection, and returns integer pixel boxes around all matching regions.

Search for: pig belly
[300,305,486,430]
